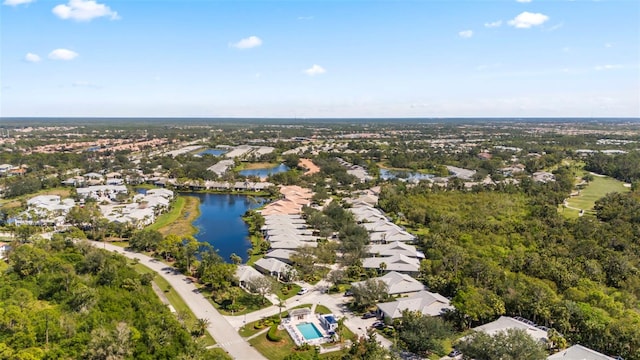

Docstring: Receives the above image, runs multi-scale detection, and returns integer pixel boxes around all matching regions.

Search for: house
[0,164,14,175]
[366,241,424,259]
[0,242,10,260]
[11,195,75,226]
[472,316,548,343]
[547,345,616,360]
[352,271,425,296]
[369,228,415,243]
[446,166,476,180]
[235,265,266,290]
[254,258,296,281]
[146,188,174,199]
[76,185,128,201]
[362,254,420,274]
[207,159,235,176]
[264,249,297,265]
[319,314,339,332]
[376,290,453,320]
[533,171,556,183]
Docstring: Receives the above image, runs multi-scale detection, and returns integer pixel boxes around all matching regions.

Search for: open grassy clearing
[131,262,216,347]
[561,173,629,218]
[146,195,200,236]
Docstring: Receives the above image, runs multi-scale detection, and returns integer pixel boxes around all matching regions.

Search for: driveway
[89,241,266,360]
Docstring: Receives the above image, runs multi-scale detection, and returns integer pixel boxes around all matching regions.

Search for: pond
[380,169,434,182]
[198,149,227,157]
[186,193,266,263]
[239,163,289,178]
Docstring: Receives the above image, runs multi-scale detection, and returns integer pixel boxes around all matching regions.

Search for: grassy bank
[146,195,200,236]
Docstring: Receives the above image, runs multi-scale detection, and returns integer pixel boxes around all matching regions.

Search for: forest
[378,174,640,358]
[0,235,227,360]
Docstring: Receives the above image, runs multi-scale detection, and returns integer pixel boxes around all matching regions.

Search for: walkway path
[89,241,266,360]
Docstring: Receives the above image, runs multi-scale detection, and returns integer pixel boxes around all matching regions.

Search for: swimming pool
[296,322,323,340]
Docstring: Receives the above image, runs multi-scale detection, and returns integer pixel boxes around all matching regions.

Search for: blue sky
[1,0,639,118]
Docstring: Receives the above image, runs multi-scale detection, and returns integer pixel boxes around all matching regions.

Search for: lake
[239,163,289,178]
[187,193,266,263]
[380,169,434,181]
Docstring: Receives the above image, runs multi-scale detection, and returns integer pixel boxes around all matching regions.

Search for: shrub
[267,324,282,342]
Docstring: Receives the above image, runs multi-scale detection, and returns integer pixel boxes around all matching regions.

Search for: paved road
[89,241,266,360]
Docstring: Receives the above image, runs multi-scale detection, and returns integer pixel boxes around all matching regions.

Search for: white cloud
[605,43,613,48]
[24,53,41,63]
[516,0,532,3]
[458,30,473,38]
[594,64,622,71]
[484,20,502,28]
[230,36,262,49]
[3,0,34,6]
[48,48,78,60]
[508,11,549,28]
[304,64,326,76]
[297,16,313,20]
[52,0,119,21]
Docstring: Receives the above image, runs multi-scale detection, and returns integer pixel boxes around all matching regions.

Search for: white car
[297,288,309,295]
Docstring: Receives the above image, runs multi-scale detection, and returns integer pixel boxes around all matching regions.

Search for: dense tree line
[584,151,640,184]
[379,182,640,359]
[0,236,227,360]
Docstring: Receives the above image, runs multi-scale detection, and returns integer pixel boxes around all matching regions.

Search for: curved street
[89,241,266,360]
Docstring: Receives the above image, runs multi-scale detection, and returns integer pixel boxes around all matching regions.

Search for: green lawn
[131,262,216,346]
[561,173,629,218]
[198,286,272,316]
[146,196,187,231]
[249,328,347,360]
[276,283,302,300]
[315,305,332,315]
[238,312,289,338]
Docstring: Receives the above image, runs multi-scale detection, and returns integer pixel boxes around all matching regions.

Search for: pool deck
[283,314,333,346]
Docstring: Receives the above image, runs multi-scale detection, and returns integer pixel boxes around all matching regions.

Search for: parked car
[371,321,385,329]
[448,349,462,357]
[362,312,377,319]
[344,290,353,296]
[297,288,309,295]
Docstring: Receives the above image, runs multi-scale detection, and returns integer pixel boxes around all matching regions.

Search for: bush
[267,324,282,342]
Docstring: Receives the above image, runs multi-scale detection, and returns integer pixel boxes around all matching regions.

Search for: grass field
[561,173,629,218]
[131,262,216,347]
[146,195,200,236]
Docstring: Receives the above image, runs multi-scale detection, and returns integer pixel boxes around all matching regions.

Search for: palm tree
[194,318,210,337]
[379,262,387,274]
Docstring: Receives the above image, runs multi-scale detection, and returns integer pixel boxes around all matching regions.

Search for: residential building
[352,271,425,296]
[376,290,453,320]
[472,316,548,343]
[547,345,616,360]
